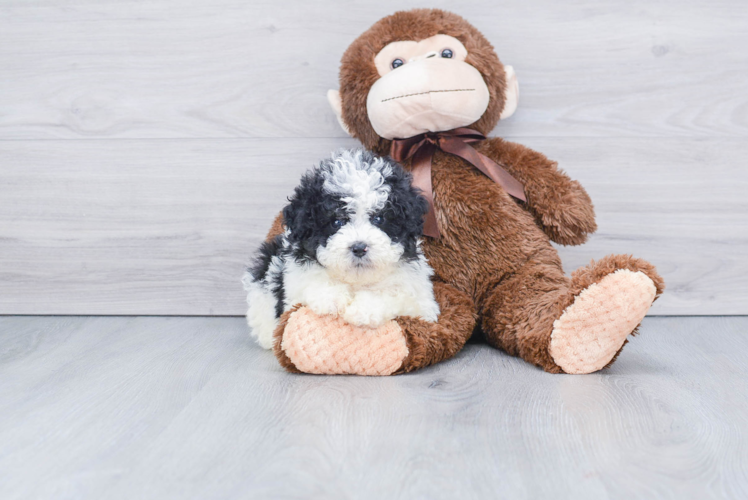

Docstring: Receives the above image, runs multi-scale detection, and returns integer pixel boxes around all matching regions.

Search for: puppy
[243,149,440,349]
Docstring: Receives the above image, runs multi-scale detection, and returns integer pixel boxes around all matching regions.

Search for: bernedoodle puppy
[243,149,439,351]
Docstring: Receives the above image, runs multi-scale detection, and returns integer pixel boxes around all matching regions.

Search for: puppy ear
[415,189,429,221]
[499,65,519,120]
[327,89,351,136]
[392,168,430,236]
[281,202,298,241]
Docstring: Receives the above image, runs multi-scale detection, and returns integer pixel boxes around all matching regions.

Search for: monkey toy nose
[350,242,368,258]
[409,51,438,63]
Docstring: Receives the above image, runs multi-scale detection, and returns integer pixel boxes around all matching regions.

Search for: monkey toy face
[367,34,491,140]
[328,9,519,150]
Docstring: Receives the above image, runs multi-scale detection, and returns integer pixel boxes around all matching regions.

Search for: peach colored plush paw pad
[550,270,657,374]
[280,307,408,376]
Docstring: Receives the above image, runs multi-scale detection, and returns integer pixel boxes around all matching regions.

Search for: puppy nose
[350,242,368,258]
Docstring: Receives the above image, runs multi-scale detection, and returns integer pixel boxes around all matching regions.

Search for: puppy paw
[342,294,391,328]
[418,300,440,323]
[304,286,352,318]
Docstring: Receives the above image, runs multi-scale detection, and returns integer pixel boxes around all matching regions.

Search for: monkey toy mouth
[381,88,477,103]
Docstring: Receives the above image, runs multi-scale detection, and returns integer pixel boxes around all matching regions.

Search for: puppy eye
[332,219,345,229]
[441,49,453,58]
[391,58,404,69]
[371,215,383,226]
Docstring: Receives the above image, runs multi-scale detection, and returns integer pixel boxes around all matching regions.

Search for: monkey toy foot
[549,268,658,374]
[273,306,408,376]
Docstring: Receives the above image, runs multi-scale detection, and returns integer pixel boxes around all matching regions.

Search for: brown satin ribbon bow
[390,127,527,238]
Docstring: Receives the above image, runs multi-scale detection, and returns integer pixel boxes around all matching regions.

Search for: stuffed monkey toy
[265,8,664,375]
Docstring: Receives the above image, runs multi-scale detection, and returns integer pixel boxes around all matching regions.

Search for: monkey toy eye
[441,48,453,58]
[391,58,404,69]
[371,214,384,226]
[332,218,345,229]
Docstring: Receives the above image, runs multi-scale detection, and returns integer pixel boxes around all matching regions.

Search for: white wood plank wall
[1,0,746,315]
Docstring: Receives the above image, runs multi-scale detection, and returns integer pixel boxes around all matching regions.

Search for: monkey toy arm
[480,138,597,246]
[264,212,285,241]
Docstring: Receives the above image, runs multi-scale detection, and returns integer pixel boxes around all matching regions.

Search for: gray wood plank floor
[1,316,747,499]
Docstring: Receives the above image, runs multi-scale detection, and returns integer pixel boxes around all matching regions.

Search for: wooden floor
[1,316,746,499]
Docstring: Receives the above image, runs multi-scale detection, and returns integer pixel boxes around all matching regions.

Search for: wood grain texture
[1,137,745,315]
[0,0,747,139]
[1,0,747,315]
[0,316,747,500]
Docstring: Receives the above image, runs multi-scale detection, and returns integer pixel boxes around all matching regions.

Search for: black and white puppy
[243,149,440,349]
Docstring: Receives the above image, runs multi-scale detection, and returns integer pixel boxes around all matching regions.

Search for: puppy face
[283,149,427,284]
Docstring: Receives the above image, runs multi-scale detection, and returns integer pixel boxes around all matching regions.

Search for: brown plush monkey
[268,8,664,375]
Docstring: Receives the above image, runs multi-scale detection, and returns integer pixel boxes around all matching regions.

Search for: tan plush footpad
[549,270,657,374]
[281,307,409,376]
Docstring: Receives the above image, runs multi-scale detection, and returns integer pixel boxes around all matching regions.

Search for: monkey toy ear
[500,65,519,120]
[327,89,351,136]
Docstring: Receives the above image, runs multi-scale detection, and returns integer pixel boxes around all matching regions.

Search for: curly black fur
[377,157,429,259]
[282,151,428,262]
[282,169,347,265]
[247,235,286,317]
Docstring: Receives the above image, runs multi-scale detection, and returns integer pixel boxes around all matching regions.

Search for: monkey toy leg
[273,282,477,375]
[481,252,665,374]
